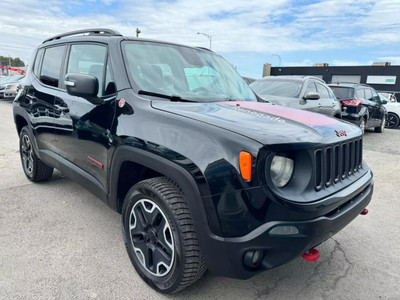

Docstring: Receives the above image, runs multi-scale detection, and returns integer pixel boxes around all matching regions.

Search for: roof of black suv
[41,28,214,53]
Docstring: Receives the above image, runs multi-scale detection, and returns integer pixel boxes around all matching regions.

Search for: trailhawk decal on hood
[223,101,339,127]
[229,105,286,123]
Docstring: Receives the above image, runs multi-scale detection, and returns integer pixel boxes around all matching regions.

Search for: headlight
[269,155,294,188]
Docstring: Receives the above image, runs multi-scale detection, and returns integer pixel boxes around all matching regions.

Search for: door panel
[316,82,335,117]
[52,43,116,189]
[364,89,379,127]
[28,45,66,152]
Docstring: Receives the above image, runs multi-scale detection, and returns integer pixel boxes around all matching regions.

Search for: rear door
[27,45,67,153]
[316,82,336,117]
[364,88,379,127]
[52,43,117,189]
[370,89,385,125]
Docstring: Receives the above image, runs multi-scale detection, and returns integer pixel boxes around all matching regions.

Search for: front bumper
[0,90,17,99]
[197,170,373,279]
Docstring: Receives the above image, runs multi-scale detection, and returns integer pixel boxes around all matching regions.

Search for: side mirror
[381,99,388,104]
[304,91,320,100]
[64,73,103,105]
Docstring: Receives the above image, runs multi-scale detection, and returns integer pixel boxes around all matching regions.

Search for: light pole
[136,28,141,37]
[197,32,212,50]
[272,54,281,66]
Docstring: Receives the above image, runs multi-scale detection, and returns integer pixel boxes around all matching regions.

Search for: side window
[365,89,373,101]
[355,88,365,100]
[304,82,317,94]
[371,90,380,102]
[104,57,116,96]
[67,44,107,96]
[33,49,44,77]
[316,83,330,99]
[40,46,66,88]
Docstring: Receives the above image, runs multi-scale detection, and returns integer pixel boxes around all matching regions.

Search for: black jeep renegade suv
[13,29,374,293]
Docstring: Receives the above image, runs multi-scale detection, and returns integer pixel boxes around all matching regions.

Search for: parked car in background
[0,75,24,85]
[250,76,341,118]
[328,83,387,134]
[378,92,397,103]
[0,75,24,100]
[379,94,400,128]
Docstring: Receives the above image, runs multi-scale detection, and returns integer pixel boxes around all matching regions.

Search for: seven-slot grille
[314,138,363,191]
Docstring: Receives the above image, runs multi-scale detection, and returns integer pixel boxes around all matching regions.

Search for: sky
[1,0,400,78]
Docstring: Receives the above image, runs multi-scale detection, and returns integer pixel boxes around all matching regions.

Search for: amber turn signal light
[239,151,252,181]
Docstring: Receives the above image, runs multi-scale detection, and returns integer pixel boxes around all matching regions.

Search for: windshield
[329,86,354,100]
[250,79,302,98]
[123,41,257,102]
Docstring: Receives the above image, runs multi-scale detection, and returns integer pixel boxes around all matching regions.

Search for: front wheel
[122,177,206,294]
[385,112,400,129]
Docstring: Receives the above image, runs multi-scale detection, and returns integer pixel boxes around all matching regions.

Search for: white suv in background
[379,93,400,128]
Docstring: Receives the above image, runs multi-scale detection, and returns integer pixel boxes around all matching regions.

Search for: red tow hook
[360,208,369,215]
[301,248,320,262]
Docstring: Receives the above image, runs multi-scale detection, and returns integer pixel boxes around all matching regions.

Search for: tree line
[0,56,25,67]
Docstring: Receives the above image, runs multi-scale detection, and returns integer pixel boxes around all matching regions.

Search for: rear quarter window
[40,46,66,88]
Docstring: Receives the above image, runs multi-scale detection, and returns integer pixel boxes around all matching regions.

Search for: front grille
[314,138,363,191]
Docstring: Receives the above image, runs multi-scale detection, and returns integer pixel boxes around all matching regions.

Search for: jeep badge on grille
[335,130,347,137]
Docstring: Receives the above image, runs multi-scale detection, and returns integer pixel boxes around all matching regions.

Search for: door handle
[55,105,70,113]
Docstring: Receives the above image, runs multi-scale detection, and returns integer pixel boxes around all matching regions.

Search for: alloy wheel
[129,199,174,277]
[21,134,34,174]
[360,119,366,134]
[386,114,398,128]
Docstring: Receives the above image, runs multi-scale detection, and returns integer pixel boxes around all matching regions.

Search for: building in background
[263,62,400,100]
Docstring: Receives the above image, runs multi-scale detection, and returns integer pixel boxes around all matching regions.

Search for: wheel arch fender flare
[108,145,215,232]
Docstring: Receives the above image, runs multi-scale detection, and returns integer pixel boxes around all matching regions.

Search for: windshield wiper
[138,90,195,102]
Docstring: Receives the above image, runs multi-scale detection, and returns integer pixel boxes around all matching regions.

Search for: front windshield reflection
[123,41,257,102]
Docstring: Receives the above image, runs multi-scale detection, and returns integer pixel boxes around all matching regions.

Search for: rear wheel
[385,112,399,129]
[359,117,366,134]
[122,177,207,293]
[19,126,53,181]
[374,115,386,133]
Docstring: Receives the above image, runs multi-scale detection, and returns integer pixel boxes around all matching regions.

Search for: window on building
[331,75,361,84]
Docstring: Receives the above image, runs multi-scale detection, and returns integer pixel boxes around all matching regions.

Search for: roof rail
[303,76,325,82]
[43,28,122,44]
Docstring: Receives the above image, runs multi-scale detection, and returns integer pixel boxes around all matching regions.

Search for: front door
[300,82,321,113]
[52,43,117,189]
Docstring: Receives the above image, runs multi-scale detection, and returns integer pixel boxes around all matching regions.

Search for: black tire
[122,177,207,294]
[374,115,386,133]
[385,112,400,129]
[19,126,53,182]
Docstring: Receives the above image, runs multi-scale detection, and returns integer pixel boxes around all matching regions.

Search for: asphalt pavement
[0,100,399,299]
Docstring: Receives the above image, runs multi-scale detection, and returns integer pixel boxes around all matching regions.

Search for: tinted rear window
[250,80,302,98]
[329,86,354,100]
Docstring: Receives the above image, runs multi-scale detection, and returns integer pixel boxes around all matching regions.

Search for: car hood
[151,101,361,146]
